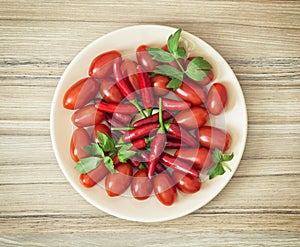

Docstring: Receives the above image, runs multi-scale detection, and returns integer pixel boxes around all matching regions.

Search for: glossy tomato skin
[71,104,105,127]
[80,161,109,188]
[105,163,133,197]
[198,126,231,151]
[93,124,111,143]
[63,77,99,110]
[151,74,170,96]
[89,50,122,79]
[175,81,207,105]
[121,59,140,91]
[172,170,201,194]
[70,128,91,162]
[175,106,208,129]
[153,173,177,206]
[136,45,159,72]
[207,83,228,115]
[99,77,124,103]
[175,147,213,170]
[131,169,153,200]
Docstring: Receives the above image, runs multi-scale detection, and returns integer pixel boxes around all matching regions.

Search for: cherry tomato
[153,173,177,206]
[121,59,140,91]
[80,161,109,188]
[63,77,99,110]
[198,126,231,151]
[89,50,122,79]
[175,81,207,105]
[70,128,91,162]
[131,169,153,200]
[136,45,159,72]
[172,170,201,194]
[99,77,124,103]
[93,124,111,143]
[105,163,133,197]
[185,57,214,86]
[207,83,228,115]
[175,106,208,129]
[175,147,213,170]
[71,104,105,127]
[151,74,170,96]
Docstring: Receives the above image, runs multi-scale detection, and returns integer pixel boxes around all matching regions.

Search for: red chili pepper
[122,123,160,142]
[160,152,199,178]
[164,123,198,147]
[137,65,154,109]
[128,156,141,168]
[106,115,126,136]
[95,101,138,114]
[148,132,166,178]
[133,111,172,128]
[165,138,189,149]
[139,150,166,173]
[113,59,135,101]
[155,98,192,111]
[112,112,132,124]
[130,138,148,150]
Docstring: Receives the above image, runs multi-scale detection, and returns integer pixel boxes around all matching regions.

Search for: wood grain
[0,0,300,246]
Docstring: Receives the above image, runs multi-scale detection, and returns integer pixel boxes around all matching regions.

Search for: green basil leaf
[188,57,212,70]
[146,48,175,63]
[103,156,117,174]
[167,28,182,54]
[117,143,136,162]
[154,65,183,80]
[166,78,182,90]
[222,153,234,162]
[82,143,104,157]
[185,57,212,81]
[75,157,102,174]
[97,132,116,153]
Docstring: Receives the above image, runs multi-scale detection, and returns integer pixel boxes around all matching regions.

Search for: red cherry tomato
[71,104,105,127]
[89,50,122,79]
[80,161,109,188]
[175,81,207,105]
[93,124,111,143]
[121,59,140,91]
[153,173,177,206]
[70,128,91,162]
[99,77,124,103]
[136,45,159,72]
[198,126,231,151]
[207,83,228,115]
[175,147,213,170]
[151,74,170,96]
[131,169,153,200]
[63,77,99,110]
[172,170,201,194]
[175,106,208,129]
[105,163,133,197]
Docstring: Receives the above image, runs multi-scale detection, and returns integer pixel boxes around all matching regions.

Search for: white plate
[50,25,247,222]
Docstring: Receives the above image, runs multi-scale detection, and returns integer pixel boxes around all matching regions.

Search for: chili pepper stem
[146,108,152,117]
[158,98,166,133]
[130,99,147,118]
[111,127,134,131]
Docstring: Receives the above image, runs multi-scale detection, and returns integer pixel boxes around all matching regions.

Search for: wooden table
[1,0,299,246]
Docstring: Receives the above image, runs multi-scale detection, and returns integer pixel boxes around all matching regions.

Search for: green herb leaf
[138,163,147,170]
[117,143,136,162]
[208,163,226,179]
[154,65,184,81]
[103,156,117,174]
[167,28,182,54]
[185,57,212,81]
[166,78,182,90]
[97,132,116,153]
[82,143,104,157]
[209,149,234,180]
[75,157,102,174]
[146,48,175,63]
[174,47,187,59]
